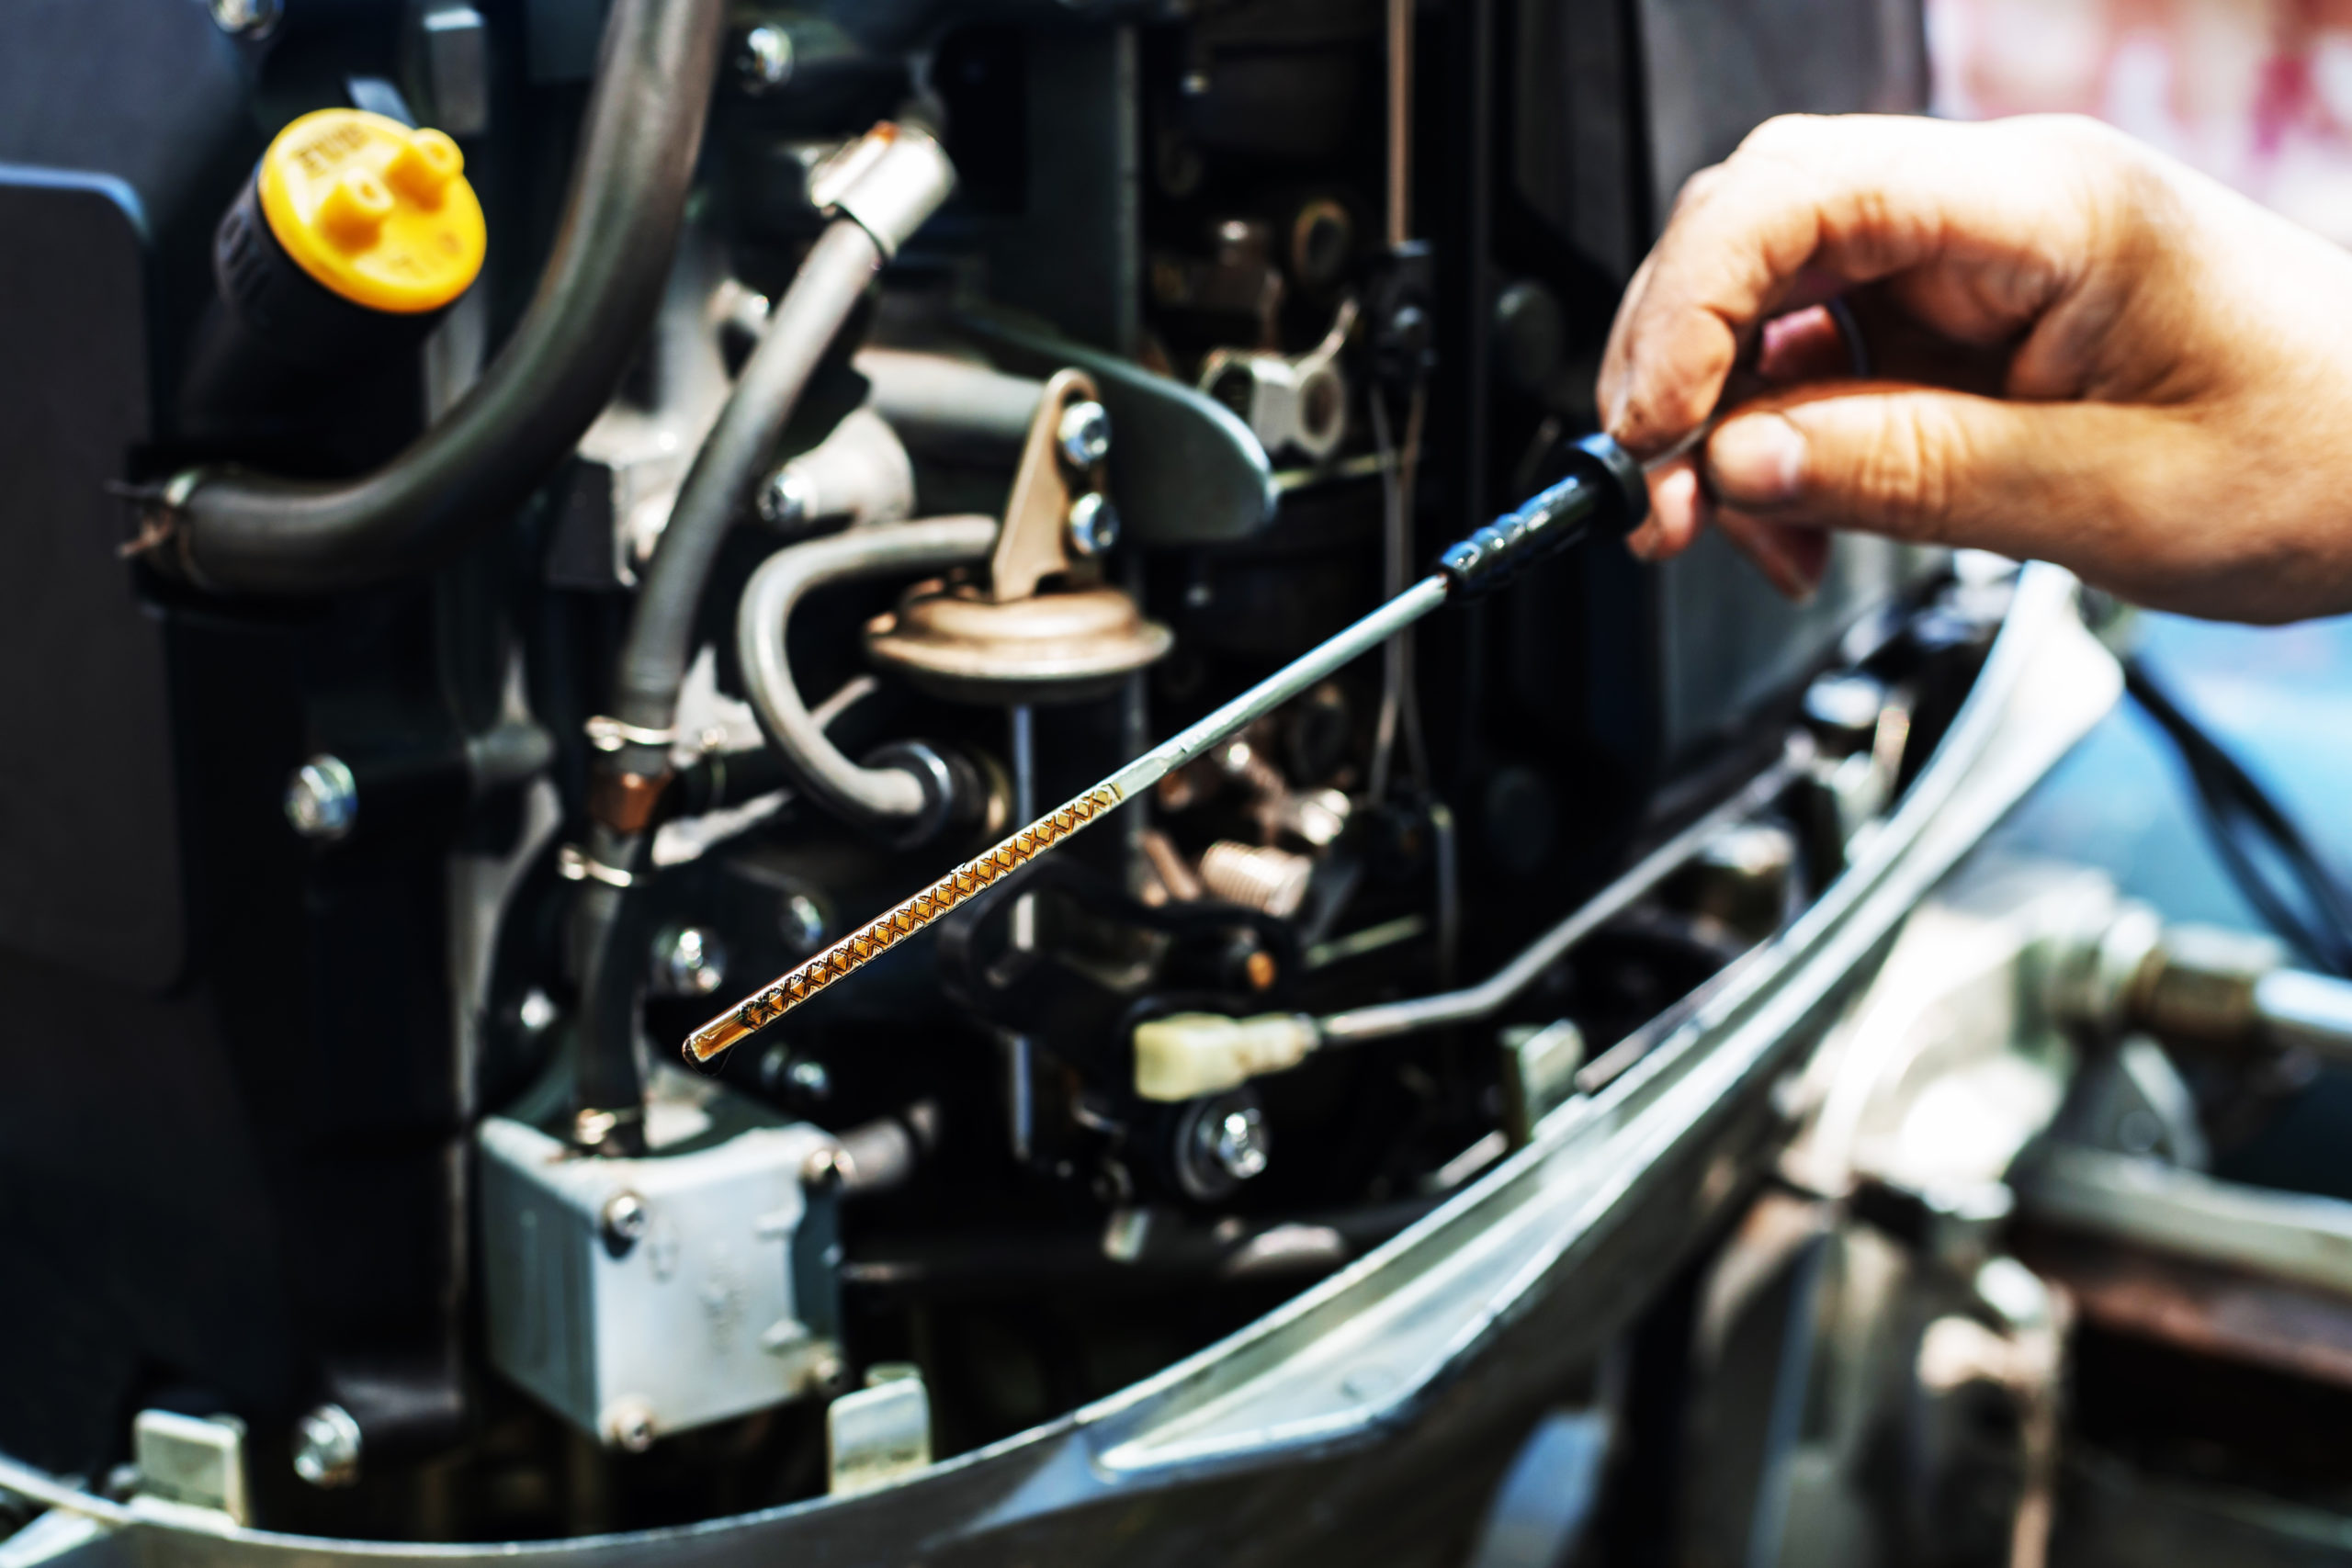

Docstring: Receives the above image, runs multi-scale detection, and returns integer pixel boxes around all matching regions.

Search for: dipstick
[683,433,1651,1066]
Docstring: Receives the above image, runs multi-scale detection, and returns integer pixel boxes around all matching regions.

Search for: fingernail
[1624,523,1658,561]
[1706,412,1806,506]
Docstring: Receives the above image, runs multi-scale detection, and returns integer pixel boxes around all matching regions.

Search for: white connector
[1134,1012,1320,1102]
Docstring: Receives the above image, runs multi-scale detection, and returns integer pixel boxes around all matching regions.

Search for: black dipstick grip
[1438,433,1648,597]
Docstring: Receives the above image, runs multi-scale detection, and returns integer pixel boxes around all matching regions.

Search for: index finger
[1599,113,2113,456]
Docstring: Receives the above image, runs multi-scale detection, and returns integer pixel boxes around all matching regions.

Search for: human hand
[1599,112,2352,623]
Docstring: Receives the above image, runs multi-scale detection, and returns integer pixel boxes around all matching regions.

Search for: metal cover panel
[0,171,183,988]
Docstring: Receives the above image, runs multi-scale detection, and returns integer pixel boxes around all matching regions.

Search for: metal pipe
[734,516,1001,826]
[170,0,727,594]
[1316,754,1803,1045]
[606,126,956,782]
[1006,702,1039,1163]
[607,221,883,768]
[854,348,1045,460]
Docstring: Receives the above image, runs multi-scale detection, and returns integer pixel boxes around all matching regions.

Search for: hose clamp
[866,739,963,849]
[585,716,678,753]
[811,123,957,260]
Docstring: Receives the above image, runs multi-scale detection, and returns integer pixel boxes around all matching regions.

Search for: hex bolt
[284,755,359,841]
[209,0,282,37]
[291,1404,361,1489]
[1056,400,1113,468]
[651,926,726,998]
[601,1191,650,1258]
[735,24,793,94]
[1066,491,1120,558]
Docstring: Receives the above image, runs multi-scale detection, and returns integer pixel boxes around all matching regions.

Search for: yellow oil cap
[256,108,485,315]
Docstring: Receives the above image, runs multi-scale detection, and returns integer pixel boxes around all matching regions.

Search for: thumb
[1701,384,2105,555]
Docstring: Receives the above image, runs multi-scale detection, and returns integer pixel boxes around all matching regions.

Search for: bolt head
[291,1404,361,1489]
[735,25,793,93]
[209,0,281,37]
[1066,491,1120,558]
[652,926,726,998]
[1056,400,1113,468]
[759,466,815,530]
[1177,1092,1270,1201]
[285,755,359,841]
[600,1398,658,1453]
[601,1190,650,1256]
[515,987,559,1038]
[1213,1106,1271,1181]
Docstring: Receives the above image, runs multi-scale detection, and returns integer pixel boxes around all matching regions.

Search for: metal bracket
[989,368,1102,604]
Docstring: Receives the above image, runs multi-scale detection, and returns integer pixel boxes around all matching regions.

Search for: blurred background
[1929,0,2352,240]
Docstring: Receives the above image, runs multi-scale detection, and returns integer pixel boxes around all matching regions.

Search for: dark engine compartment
[0,0,1936,1540]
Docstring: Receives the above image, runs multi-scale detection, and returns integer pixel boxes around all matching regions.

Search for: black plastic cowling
[1437,433,1648,598]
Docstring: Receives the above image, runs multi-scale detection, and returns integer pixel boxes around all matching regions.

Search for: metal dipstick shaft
[682,434,1648,1066]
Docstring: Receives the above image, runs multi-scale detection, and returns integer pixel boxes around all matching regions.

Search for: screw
[1066,491,1120,558]
[735,24,793,94]
[787,1056,833,1100]
[291,1404,361,1489]
[209,0,282,38]
[1056,400,1112,468]
[1212,1106,1271,1181]
[284,755,359,841]
[600,1398,658,1454]
[651,926,726,998]
[758,465,815,530]
[601,1191,649,1257]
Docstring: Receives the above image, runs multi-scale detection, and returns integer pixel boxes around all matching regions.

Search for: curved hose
[172,0,727,595]
[605,220,884,764]
[736,515,1000,826]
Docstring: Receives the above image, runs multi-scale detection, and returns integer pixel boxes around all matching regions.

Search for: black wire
[2125,657,2352,975]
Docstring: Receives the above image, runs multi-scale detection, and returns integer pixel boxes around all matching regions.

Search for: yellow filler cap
[257,108,485,314]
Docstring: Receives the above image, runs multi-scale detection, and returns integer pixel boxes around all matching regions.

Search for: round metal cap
[865,582,1172,706]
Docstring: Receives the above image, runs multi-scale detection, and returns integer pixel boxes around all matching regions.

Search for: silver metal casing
[477,1099,841,1448]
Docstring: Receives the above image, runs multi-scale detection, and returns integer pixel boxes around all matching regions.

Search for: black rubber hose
[570,220,886,1141]
[604,220,883,768]
[2126,658,2352,975]
[168,0,727,595]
